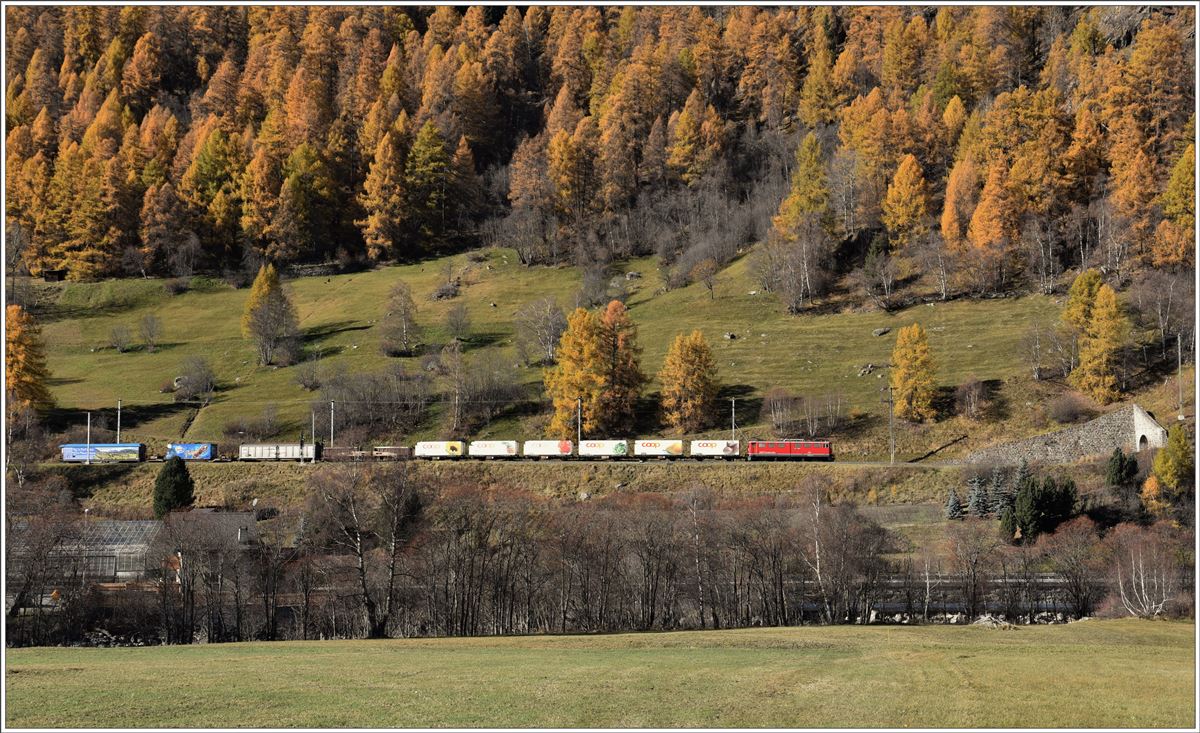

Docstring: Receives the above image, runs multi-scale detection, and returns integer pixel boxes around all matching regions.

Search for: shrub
[432,281,459,300]
[1047,393,1093,424]
[175,356,216,403]
[163,278,189,295]
[109,325,132,352]
[295,360,321,391]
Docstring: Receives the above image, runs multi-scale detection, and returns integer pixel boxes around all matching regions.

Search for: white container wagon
[689,440,741,459]
[633,439,684,458]
[578,440,630,458]
[413,441,466,459]
[468,440,519,458]
[239,443,317,461]
[523,440,574,458]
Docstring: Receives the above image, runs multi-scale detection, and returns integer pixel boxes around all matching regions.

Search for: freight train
[60,438,834,464]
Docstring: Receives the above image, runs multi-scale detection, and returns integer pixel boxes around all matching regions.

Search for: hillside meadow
[32,246,1074,458]
[5,619,1193,728]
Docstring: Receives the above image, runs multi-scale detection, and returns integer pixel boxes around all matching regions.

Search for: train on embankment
[59,438,834,463]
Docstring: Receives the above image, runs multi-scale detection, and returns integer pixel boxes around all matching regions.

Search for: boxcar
[372,446,411,460]
[468,440,519,458]
[633,439,684,458]
[238,443,319,461]
[323,446,373,462]
[578,440,630,459]
[61,443,146,463]
[689,440,740,458]
[413,441,466,459]
[746,439,833,461]
[523,440,573,458]
[165,443,217,461]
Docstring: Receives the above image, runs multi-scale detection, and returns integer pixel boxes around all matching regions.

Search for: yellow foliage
[544,301,644,439]
[658,330,720,434]
[1140,475,1170,518]
[890,322,936,422]
[241,263,281,338]
[5,304,54,412]
[1069,284,1128,404]
[881,153,929,251]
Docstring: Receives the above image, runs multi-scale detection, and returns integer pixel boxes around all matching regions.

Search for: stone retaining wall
[965,403,1168,466]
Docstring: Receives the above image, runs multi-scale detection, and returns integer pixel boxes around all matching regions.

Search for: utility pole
[116,399,121,443]
[881,385,895,465]
[312,410,318,462]
[86,412,92,465]
[1178,334,1184,416]
[576,397,582,446]
[730,397,737,441]
[329,400,334,447]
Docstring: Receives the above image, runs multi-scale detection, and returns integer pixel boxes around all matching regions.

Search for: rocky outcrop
[965,403,1168,466]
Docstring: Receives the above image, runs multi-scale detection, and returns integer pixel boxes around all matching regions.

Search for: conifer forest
[4,5,1194,290]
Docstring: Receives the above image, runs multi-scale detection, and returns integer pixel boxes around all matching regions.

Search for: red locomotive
[746,439,834,461]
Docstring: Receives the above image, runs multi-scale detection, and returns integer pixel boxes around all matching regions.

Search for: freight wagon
[372,446,411,460]
[633,439,684,458]
[60,443,146,463]
[468,440,519,458]
[166,443,217,461]
[689,440,740,458]
[238,443,319,461]
[322,446,374,462]
[746,439,833,461]
[578,440,629,458]
[413,441,466,459]
[522,440,574,458]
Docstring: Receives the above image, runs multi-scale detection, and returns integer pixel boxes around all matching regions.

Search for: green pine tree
[153,456,195,518]
[405,120,452,248]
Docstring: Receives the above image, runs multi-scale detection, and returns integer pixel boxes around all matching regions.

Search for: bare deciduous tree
[956,377,985,420]
[248,293,301,366]
[109,325,132,353]
[139,314,162,352]
[446,302,471,342]
[176,356,216,403]
[380,281,421,357]
[944,519,999,620]
[514,297,566,365]
[306,464,423,638]
[1105,522,1184,619]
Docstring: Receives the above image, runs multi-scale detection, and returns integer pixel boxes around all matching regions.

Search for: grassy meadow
[32,246,1074,459]
[5,619,1193,728]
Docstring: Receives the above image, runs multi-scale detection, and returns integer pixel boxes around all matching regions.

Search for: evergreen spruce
[966,476,987,517]
[999,505,1018,543]
[153,456,195,518]
[944,488,963,520]
[988,466,1007,514]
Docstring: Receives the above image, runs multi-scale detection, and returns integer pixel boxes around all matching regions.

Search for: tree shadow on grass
[303,321,371,343]
[40,402,194,436]
[43,463,138,501]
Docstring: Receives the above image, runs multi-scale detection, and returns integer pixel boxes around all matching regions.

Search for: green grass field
[31,247,1070,457]
[5,620,1193,728]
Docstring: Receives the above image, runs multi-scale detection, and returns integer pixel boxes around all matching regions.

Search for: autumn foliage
[1,5,1189,298]
[658,330,720,434]
[544,300,644,439]
[890,322,937,422]
[5,305,54,413]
